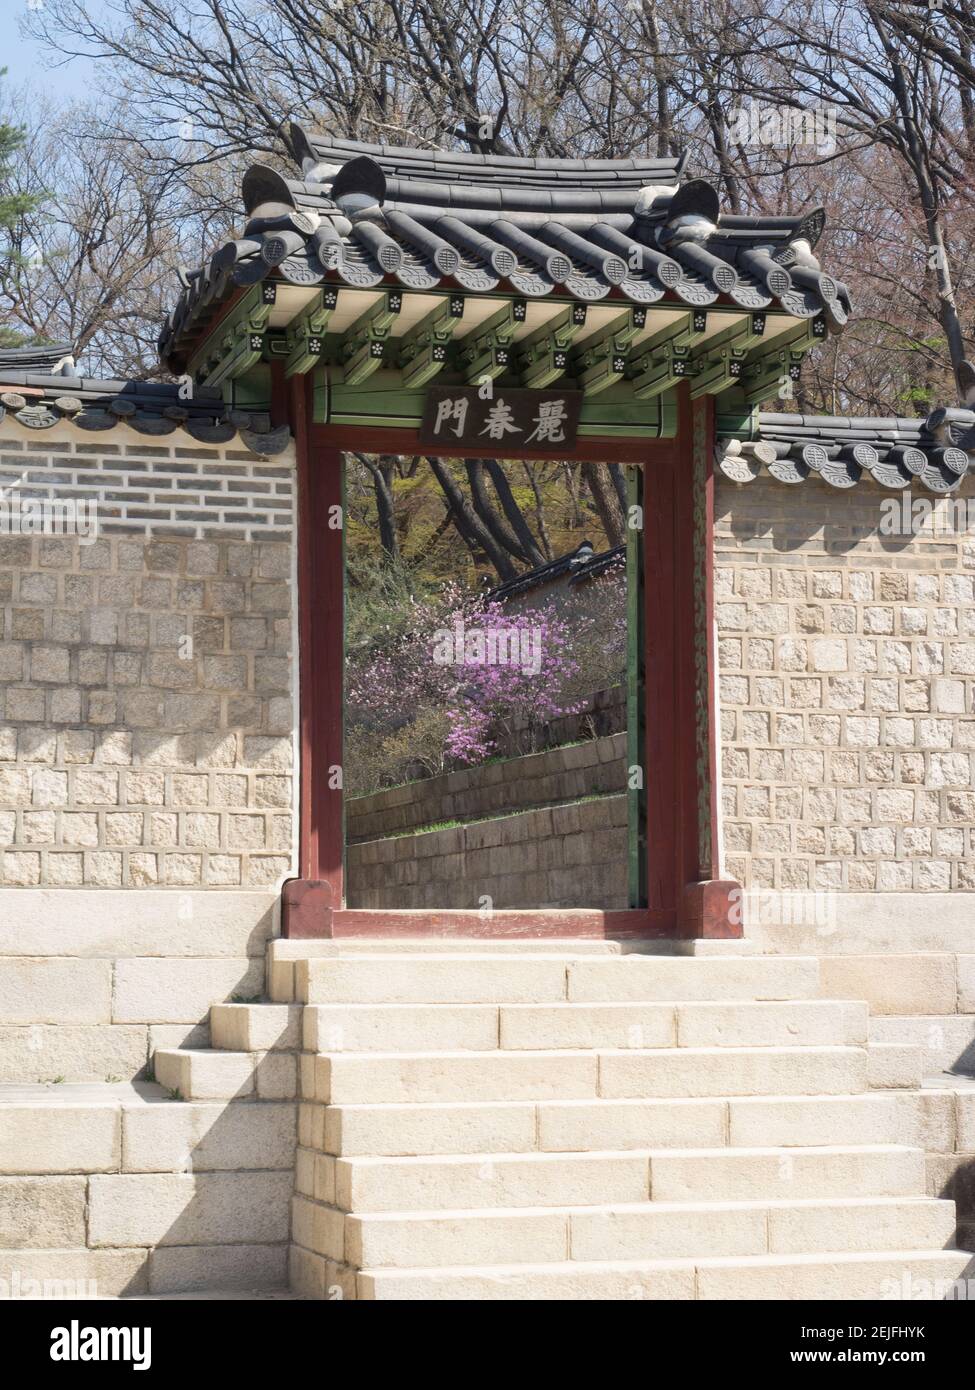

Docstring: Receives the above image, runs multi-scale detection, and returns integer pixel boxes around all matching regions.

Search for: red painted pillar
[642,438,680,928]
[643,386,741,938]
[282,374,344,937]
[682,388,742,937]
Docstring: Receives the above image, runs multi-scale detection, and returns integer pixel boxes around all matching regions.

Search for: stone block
[820,955,957,1016]
[0,1103,119,1174]
[317,1050,597,1106]
[113,958,264,1024]
[0,958,112,1024]
[88,1172,292,1246]
[336,1151,650,1213]
[148,1243,287,1293]
[121,1100,295,1172]
[0,1176,87,1247]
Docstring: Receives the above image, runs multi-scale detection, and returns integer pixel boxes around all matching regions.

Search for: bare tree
[17,0,975,406]
[696,0,975,395]
[0,89,226,375]
[353,453,400,563]
[581,463,625,547]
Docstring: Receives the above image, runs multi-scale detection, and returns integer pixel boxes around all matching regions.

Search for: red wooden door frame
[281,372,740,938]
[288,372,345,927]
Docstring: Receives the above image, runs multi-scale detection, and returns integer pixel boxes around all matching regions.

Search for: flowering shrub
[441,597,587,763]
[345,578,468,732]
[345,564,627,793]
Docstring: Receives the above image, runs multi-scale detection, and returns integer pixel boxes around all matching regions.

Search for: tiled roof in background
[489,540,625,602]
[292,134,691,189]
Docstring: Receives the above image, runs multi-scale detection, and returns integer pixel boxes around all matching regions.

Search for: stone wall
[346,734,628,910]
[743,897,975,1081]
[716,473,975,895]
[0,420,297,890]
[479,683,625,762]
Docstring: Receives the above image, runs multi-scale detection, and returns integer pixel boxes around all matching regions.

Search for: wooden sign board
[419,386,583,453]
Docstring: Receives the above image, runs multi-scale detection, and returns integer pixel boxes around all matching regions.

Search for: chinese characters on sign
[420,387,583,452]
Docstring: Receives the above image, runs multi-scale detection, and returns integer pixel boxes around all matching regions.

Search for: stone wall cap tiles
[718,407,975,494]
[0,361,290,457]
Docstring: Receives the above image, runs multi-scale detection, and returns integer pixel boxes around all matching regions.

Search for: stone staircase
[267,941,971,1300]
[0,1064,296,1296]
[3,939,973,1300]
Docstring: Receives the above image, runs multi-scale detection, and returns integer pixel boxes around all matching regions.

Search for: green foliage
[345,705,454,796]
[344,455,618,589]
[0,325,53,348]
[0,69,44,342]
[343,461,629,797]
[345,549,436,654]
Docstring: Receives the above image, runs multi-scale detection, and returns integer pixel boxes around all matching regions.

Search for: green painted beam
[284,286,339,378]
[328,368,425,425]
[738,316,826,405]
[570,307,648,395]
[578,381,664,431]
[629,344,692,399]
[202,332,266,390]
[745,314,825,363]
[714,398,758,436]
[688,313,770,399]
[456,300,527,384]
[190,282,277,388]
[622,309,707,400]
[226,362,272,411]
[626,463,646,908]
[740,354,802,405]
[515,303,589,389]
[304,296,820,428]
[339,290,404,387]
[690,352,747,398]
[700,310,768,356]
[397,296,465,390]
[311,365,329,423]
[578,422,664,439]
[637,309,709,357]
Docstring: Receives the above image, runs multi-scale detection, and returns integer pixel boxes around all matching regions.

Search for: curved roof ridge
[0,365,291,456]
[0,342,75,373]
[291,124,688,189]
[159,128,841,370]
[755,410,933,434]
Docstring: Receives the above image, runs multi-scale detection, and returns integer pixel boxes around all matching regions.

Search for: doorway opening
[342,455,642,912]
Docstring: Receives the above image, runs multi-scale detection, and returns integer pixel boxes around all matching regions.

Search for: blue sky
[1,3,102,101]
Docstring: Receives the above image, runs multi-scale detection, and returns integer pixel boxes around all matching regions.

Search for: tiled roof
[0,368,290,456]
[0,342,76,374]
[489,540,625,601]
[717,408,975,492]
[159,126,847,372]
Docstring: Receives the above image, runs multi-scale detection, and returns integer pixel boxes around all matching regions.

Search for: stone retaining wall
[489,683,625,759]
[0,889,277,1081]
[348,731,626,842]
[347,792,628,910]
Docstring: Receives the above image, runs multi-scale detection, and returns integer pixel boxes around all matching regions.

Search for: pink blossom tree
[347,583,589,770]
